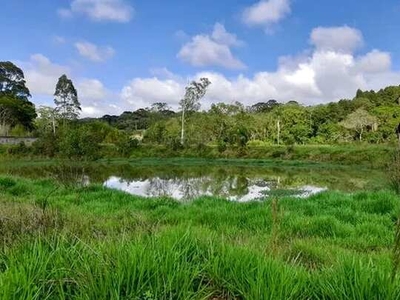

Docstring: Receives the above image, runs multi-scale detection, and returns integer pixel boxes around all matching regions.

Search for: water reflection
[0,161,385,201]
[104,175,327,202]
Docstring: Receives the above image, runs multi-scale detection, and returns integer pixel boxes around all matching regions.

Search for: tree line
[97,86,400,148]
[2,60,400,159]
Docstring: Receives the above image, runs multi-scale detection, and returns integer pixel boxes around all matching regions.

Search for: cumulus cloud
[355,50,391,73]
[121,77,185,110]
[177,23,246,70]
[78,78,109,101]
[22,54,71,96]
[75,41,115,62]
[58,0,134,23]
[242,0,291,32]
[310,26,364,53]
[20,54,121,117]
[122,26,400,110]
[78,78,121,117]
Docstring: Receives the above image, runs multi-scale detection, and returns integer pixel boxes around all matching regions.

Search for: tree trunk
[277,119,281,145]
[180,107,185,145]
[52,115,56,135]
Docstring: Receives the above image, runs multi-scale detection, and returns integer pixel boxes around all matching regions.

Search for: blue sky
[2,0,400,117]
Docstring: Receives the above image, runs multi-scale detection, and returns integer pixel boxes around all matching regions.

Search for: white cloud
[122,26,400,110]
[21,25,400,118]
[20,54,121,117]
[121,77,185,110]
[355,50,391,74]
[75,41,115,62]
[76,79,122,117]
[310,26,364,53]
[242,0,291,31]
[211,23,244,47]
[177,23,245,69]
[58,0,134,23]
[78,79,109,101]
[23,54,71,96]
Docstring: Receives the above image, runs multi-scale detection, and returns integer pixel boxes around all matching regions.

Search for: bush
[32,132,59,157]
[116,134,140,157]
[7,142,31,155]
[58,125,103,160]
[10,125,28,137]
[169,138,184,151]
[217,141,227,153]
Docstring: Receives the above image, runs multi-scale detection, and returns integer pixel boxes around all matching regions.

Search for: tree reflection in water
[104,175,326,202]
[0,162,383,200]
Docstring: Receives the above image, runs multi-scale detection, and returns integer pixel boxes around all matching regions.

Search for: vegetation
[54,74,81,123]
[179,78,211,144]
[0,176,399,299]
[0,61,36,134]
[1,61,400,164]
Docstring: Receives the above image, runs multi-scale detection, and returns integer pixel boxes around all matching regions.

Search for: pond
[0,160,387,201]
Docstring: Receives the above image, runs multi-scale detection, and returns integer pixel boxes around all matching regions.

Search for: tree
[340,108,378,141]
[179,78,211,144]
[0,61,36,131]
[151,102,170,112]
[0,62,31,99]
[54,75,81,122]
[250,100,280,113]
[36,106,60,135]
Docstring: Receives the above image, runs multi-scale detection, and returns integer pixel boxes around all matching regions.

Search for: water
[104,176,328,202]
[0,161,386,201]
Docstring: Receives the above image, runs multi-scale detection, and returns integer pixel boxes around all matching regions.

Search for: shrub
[217,141,227,153]
[6,142,31,155]
[58,125,103,160]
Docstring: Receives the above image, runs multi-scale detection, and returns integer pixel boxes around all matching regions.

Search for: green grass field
[1,176,400,299]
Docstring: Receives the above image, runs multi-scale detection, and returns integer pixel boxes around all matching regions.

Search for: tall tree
[0,62,31,99]
[340,108,377,141]
[54,75,81,122]
[179,78,211,144]
[0,61,36,131]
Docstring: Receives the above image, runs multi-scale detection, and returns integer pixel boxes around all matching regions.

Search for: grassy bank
[1,143,396,168]
[1,176,400,299]
[126,144,395,168]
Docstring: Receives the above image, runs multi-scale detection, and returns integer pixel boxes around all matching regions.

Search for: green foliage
[180,78,211,144]
[217,141,227,153]
[116,134,140,157]
[340,108,378,141]
[0,62,36,131]
[54,74,81,121]
[1,176,400,299]
[58,124,103,160]
[9,124,27,137]
[6,142,30,155]
[32,131,60,157]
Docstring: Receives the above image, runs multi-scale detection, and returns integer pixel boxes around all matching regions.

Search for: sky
[2,0,400,117]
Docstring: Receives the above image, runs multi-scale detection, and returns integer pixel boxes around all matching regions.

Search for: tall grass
[1,176,400,299]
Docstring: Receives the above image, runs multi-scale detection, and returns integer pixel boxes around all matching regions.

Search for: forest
[2,60,400,161]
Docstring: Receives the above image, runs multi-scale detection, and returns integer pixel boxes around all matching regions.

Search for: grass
[0,143,396,168]
[1,176,400,299]
[123,143,396,168]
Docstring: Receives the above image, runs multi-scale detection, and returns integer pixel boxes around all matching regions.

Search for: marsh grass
[1,176,400,299]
